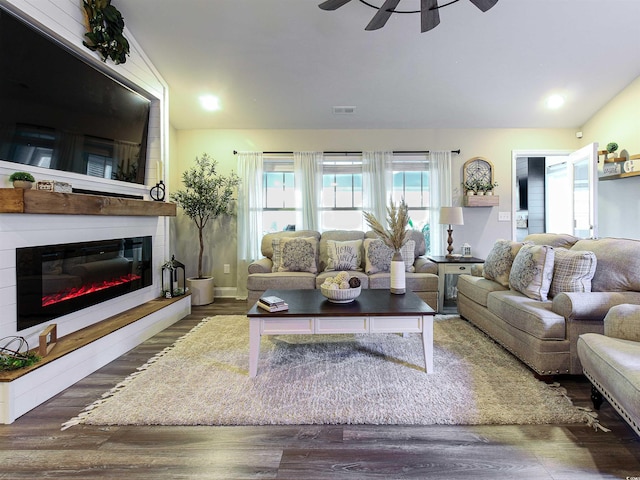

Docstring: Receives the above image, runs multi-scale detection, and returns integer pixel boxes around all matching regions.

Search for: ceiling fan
[318,0,499,33]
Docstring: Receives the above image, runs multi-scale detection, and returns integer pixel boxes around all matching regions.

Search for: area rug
[63,315,596,428]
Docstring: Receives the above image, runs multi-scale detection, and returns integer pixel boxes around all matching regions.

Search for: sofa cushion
[549,248,597,298]
[572,238,640,292]
[363,238,415,274]
[368,272,439,291]
[524,233,580,249]
[365,229,426,258]
[319,230,365,272]
[509,244,555,301]
[325,239,363,272]
[246,272,317,291]
[272,236,318,273]
[483,239,525,287]
[261,230,320,259]
[487,290,566,340]
[457,273,508,307]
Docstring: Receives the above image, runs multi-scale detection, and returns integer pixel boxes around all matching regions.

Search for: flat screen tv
[0,7,151,184]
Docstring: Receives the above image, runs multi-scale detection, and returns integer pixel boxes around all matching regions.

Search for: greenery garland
[82,0,130,65]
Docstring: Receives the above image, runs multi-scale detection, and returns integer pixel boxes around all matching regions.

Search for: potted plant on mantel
[9,171,35,189]
[170,153,240,305]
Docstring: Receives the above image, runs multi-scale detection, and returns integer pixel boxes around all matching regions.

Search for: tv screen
[0,8,150,184]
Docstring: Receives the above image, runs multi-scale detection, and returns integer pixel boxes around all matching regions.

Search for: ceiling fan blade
[421,0,440,32]
[365,0,401,31]
[318,0,353,11]
[468,0,499,12]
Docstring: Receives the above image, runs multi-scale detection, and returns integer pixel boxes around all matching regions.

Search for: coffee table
[247,289,435,377]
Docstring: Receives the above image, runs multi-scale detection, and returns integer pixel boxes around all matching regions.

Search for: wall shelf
[0,189,176,216]
[463,195,499,207]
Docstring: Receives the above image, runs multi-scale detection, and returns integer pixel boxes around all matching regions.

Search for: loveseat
[457,233,640,376]
[247,229,439,309]
[577,304,640,436]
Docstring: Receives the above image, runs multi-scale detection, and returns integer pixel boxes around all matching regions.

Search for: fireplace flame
[42,274,142,307]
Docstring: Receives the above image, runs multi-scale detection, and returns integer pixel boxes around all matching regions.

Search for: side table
[428,256,485,312]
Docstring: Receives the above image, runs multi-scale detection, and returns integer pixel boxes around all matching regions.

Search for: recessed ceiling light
[199,95,220,111]
[545,94,565,110]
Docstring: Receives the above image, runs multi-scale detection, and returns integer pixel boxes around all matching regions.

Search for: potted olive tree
[170,153,240,305]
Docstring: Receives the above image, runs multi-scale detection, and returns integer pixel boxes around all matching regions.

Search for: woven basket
[320,285,361,303]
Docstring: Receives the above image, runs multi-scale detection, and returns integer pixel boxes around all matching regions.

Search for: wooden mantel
[0,188,176,216]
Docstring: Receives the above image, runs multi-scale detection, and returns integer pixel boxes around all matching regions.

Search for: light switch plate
[498,211,511,222]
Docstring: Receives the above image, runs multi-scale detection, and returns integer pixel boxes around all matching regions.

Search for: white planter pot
[186,276,215,305]
[390,251,406,295]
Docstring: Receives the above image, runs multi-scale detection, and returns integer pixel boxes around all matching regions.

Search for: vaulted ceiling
[116,0,640,130]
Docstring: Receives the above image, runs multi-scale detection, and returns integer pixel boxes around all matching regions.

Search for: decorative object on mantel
[170,153,240,305]
[162,255,186,298]
[0,336,40,371]
[150,181,166,201]
[461,243,472,257]
[82,0,130,64]
[439,206,464,258]
[36,180,72,193]
[363,198,410,294]
[38,324,57,358]
[8,171,35,189]
[318,0,499,33]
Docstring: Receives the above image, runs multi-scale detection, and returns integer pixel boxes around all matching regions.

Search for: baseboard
[0,296,191,424]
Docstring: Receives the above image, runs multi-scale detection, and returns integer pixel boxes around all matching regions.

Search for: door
[568,143,598,238]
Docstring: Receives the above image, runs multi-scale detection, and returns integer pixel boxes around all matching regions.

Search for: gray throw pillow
[271,236,318,273]
[509,244,555,301]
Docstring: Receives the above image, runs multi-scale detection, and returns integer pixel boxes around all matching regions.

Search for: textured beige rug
[64,315,595,428]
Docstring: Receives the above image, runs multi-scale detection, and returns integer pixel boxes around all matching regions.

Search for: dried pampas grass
[363,198,409,251]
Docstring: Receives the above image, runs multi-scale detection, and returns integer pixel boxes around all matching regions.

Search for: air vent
[333,106,356,115]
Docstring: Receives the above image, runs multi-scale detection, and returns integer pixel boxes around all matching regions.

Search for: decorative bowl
[320,285,361,303]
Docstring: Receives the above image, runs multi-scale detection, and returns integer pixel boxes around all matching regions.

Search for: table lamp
[439,206,464,257]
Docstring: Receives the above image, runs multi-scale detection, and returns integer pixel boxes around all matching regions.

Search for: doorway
[511,145,598,241]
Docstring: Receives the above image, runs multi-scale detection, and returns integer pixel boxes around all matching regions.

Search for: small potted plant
[484,181,499,196]
[170,153,240,305]
[9,172,35,189]
[463,179,479,196]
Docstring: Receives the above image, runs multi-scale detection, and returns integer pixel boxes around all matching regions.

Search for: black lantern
[162,255,185,298]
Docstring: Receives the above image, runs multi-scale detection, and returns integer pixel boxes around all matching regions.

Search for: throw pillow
[364,239,415,274]
[483,239,526,287]
[271,236,318,273]
[325,239,363,271]
[548,248,597,298]
[509,244,555,301]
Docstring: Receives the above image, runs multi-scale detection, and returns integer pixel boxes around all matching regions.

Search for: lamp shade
[439,206,464,225]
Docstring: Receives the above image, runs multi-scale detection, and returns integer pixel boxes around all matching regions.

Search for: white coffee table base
[249,314,433,377]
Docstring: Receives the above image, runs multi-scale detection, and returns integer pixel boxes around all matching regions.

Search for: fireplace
[16,237,152,331]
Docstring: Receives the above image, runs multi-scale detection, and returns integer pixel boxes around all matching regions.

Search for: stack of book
[257,295,289,312]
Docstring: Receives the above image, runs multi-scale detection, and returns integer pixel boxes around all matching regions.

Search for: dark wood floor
[1,299,639,479]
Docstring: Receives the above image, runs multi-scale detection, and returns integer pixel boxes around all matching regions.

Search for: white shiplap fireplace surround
[0,0,190,423]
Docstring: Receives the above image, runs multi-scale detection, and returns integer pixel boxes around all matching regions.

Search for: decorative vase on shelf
[390,250,406,295]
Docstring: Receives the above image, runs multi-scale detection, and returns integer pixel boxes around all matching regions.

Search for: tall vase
[390,250,406,295]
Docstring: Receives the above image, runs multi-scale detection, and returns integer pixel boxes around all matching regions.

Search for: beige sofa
[247,229,439,309]
[577,304,640,436]
[457,233,640,376]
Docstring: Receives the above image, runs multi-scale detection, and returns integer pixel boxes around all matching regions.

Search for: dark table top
[247,289,435,318]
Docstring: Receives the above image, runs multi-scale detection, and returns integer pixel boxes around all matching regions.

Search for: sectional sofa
[457,233,640,376]
[246,229,439,309]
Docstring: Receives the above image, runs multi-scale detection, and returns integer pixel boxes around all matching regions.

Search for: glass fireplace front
[16,236,152,331]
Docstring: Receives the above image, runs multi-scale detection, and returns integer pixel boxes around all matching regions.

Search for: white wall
[0,0,172,348]
[172,127,580,293]
[581,75,640,240]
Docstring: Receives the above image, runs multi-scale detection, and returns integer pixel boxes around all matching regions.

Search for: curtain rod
[233,149,460,155]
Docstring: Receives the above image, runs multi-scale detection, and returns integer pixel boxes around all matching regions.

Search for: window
[262,157,295,233]
[391,154,431,254]
[320,155,363,231]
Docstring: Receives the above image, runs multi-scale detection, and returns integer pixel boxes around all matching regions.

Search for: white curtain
[428,150,453,256]
[236,151,263,299]
[362,151,393,226]
[293,151,323,231]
